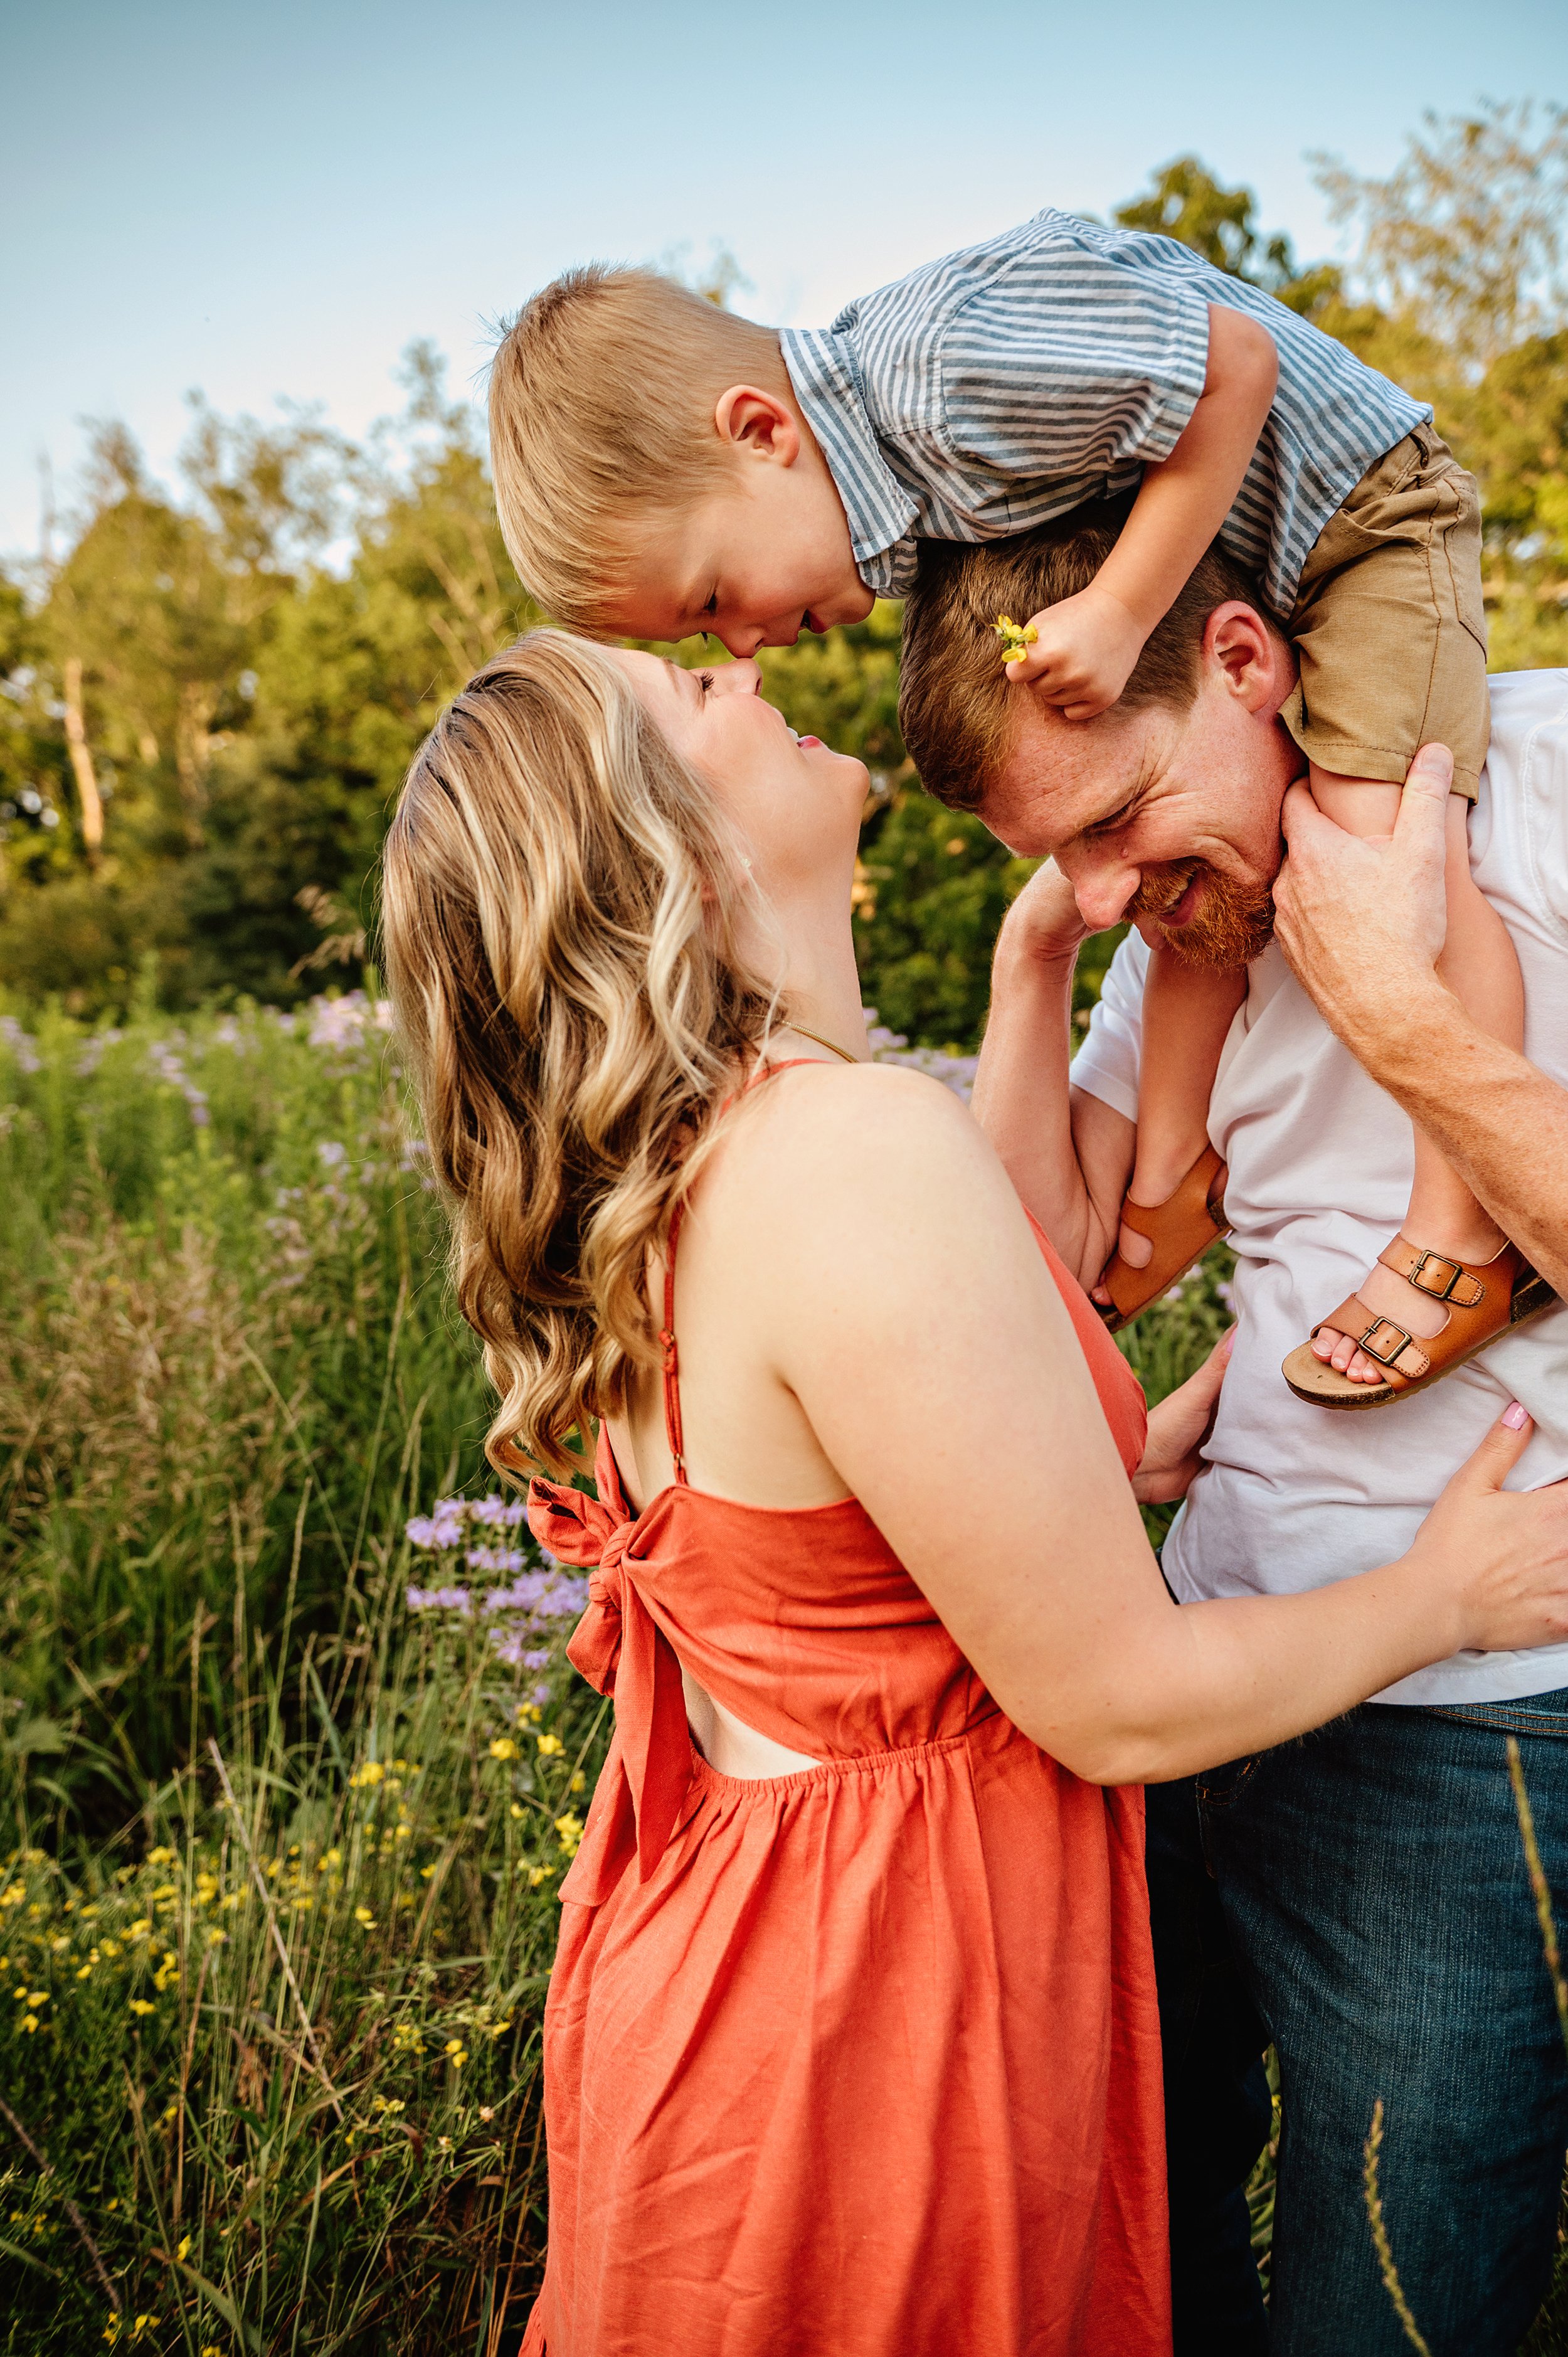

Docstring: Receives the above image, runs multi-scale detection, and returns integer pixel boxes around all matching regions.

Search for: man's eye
[702,590,718,617]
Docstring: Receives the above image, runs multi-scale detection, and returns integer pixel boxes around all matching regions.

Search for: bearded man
[898,502,1568,2357]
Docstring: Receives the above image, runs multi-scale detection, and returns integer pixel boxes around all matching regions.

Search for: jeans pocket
[1197,1755,1260,1811]
[1195,1755,1260,1875]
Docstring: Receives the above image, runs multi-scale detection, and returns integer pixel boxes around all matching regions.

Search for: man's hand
[997,856,1090,966]
[1006,583,1148,721]
[1133,1329,1234,1504]
[1273,741,1453,1036]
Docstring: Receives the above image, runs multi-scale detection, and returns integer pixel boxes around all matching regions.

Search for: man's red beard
[1126,860,1276,969]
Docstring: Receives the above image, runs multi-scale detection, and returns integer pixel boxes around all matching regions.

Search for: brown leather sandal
[1282,1236,1556,1409]
[1095,1143,1231,1335]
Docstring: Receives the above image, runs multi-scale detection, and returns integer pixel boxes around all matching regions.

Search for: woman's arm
[970,861,1131,1287]
[749,1069,1568,1785]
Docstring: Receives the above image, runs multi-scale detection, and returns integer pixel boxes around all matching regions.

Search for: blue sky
[5,0,1566,556]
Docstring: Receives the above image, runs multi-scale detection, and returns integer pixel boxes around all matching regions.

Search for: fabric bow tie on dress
[527,1479,692,1883]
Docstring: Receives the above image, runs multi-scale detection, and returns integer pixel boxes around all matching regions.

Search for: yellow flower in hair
[992,614,1038,664]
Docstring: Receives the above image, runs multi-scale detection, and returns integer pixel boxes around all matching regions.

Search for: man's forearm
[1335,977,1568,1297]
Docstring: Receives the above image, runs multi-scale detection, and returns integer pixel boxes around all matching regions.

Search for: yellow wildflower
[129,1999,156,2017]
[554,1813,585,1857]
[536,1733,564,1757]
[445,2040,469,2068]
[354,1906,376,1929]
[26,1990,47,2006]
[992,614,1039,664]
[176,2233,191,2260]
[146,1848,175,1866]
[488,1737,517,1762]
[527,1865,556,1888]
[372,2094,405,2115]
[349,1762,385,1789]
[21,2014,38,2033]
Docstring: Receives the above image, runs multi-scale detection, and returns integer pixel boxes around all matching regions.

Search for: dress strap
[657,1059,833,1487]
[658,1201,688,1485]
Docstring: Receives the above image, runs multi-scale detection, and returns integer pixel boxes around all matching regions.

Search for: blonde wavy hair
[381,630,777,1480]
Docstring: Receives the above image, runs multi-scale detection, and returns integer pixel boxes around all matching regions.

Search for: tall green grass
[0,989,608,2350]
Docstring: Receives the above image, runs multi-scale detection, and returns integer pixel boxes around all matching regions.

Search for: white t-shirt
[1071,669,1568,1705]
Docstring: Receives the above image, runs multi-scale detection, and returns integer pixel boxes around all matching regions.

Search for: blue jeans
[1152,1688,1568,2356]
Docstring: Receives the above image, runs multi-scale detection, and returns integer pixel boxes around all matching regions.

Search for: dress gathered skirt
[521,1212,1170,2357]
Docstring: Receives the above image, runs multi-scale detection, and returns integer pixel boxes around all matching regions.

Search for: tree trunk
[62,657,105,865]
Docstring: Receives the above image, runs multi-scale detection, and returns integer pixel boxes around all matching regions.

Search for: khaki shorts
[1279,424,1490,800]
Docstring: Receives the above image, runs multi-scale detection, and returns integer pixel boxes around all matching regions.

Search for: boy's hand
[1005,585,1148,721]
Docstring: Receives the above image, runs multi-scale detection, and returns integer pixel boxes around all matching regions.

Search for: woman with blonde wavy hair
[381,631,1568,2357]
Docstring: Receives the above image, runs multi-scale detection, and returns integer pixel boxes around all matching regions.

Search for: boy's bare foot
[1311,1213,1510,1383]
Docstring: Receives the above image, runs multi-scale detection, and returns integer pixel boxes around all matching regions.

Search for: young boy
[487,211,1531,1408]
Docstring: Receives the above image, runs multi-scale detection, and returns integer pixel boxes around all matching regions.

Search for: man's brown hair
[899,499,1273,811]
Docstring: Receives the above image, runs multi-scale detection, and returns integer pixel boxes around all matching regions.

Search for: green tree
[1113,155,1342,317]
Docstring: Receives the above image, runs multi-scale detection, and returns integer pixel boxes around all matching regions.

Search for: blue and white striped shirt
[780,210,1429,617]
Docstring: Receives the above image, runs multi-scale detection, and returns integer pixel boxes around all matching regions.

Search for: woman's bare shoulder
[715,1060,1022,1254]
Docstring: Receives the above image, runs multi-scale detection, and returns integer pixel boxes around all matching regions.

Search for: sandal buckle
[1407,1249,1465,1300]
[1360,1317,1416,1368]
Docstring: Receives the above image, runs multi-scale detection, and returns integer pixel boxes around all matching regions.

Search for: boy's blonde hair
[488,267,787,626]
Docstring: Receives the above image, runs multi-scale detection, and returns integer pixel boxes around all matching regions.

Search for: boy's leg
[1308,777,1526,1381]
[1105,947,1245,1277]
[1143,1775,1271,2354]
[1202,1699,1568,2357]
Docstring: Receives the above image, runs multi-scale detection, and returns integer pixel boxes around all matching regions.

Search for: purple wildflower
[467,1546,527,1577]
[406,1585,474,1614]
[0,1017,41,1075]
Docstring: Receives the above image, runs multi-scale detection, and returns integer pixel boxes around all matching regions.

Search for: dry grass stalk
[1362,2099,1433,2357]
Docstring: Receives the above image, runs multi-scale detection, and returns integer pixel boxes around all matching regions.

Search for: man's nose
[1060,853,1138,930]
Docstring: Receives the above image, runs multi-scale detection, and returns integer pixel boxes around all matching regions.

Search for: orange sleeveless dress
[523,1132,1170,2357]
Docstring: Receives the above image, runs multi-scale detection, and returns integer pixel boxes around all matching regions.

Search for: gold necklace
[782,1021,861,1066]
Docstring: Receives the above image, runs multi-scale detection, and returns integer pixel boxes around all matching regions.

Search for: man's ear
[1203,600,1291,715]
[713,385,801,465]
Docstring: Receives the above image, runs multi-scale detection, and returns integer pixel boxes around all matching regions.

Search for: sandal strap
[1098,1143,1230,1328]
[1377,1237,1487,1309]
[1311,1296,1431,1385]
[1308,1240,1530,1392]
